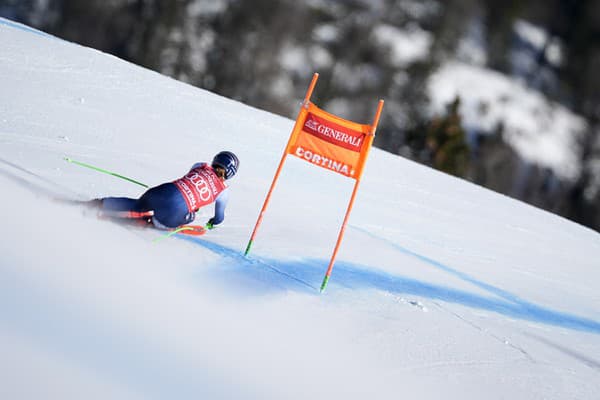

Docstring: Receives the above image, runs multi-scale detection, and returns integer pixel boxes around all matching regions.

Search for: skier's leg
[138,183,192,228]
[101,197,138,212]
[97,196,156,220]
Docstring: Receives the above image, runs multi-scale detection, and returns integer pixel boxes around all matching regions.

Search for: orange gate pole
[319,100,384,292]
[245,73,320,256]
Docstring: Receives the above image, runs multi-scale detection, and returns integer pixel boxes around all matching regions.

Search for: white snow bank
[429,61,587,180]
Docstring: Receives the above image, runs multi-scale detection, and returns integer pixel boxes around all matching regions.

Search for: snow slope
[1,18,600,399]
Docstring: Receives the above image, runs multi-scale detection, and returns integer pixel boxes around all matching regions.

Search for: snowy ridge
[429,61,586,180]
[1,17,600,400]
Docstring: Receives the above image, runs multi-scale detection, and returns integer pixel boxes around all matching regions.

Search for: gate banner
[286,102,373,180]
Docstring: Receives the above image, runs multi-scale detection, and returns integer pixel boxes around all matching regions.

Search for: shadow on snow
[179,233,600,336]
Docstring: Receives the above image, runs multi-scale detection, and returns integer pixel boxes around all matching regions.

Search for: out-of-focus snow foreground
[1,18,599,400]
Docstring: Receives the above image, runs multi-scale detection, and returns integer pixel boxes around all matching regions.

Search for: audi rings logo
[175,165,226,212]
[186,172,213,202]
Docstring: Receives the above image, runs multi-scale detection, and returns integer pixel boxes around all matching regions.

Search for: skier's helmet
[212,151,240,179]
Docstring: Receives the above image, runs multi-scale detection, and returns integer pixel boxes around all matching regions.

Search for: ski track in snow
[0,157,83,199]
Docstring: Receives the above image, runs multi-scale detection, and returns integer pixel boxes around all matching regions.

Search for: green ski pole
[64,157,149,188]
[152,226,195,243]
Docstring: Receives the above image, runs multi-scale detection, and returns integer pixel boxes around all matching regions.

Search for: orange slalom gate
[244,73,384,292]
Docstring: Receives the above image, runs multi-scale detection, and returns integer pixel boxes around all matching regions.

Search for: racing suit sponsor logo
[303,113,364,152]
[174,165,226,212]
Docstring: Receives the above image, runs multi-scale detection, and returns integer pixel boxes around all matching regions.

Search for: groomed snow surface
[1,18,599,399]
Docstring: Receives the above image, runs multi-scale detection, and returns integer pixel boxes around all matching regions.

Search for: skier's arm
[191,162,206,170]
[207,189,229,228]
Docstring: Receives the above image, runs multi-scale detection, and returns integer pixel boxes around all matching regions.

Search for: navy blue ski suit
[100,163,229,229]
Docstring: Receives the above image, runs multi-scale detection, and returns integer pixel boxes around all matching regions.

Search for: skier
[93,151,239,230]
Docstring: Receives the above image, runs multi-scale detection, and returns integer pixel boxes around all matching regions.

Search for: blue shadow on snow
[177,234,600,335]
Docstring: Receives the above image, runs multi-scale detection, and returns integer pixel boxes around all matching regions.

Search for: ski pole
[152,226,194,243]
[64,157,149,188]
[152,225,207,243]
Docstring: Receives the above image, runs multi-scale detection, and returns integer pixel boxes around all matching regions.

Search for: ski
[99,209,154,219]
[60,199,207,240]
[172,225,207,236]
[152,224,207,243]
